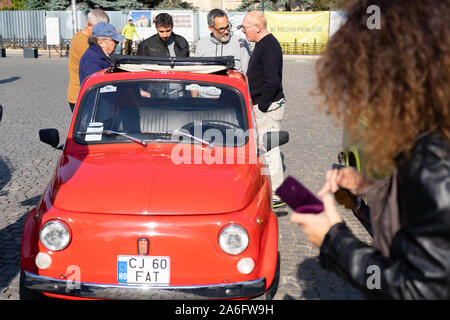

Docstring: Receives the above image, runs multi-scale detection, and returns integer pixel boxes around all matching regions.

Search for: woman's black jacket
[320,132,450,299]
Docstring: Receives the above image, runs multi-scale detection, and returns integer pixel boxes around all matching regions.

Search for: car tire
[19,272,47,300]
[264,251,280,300]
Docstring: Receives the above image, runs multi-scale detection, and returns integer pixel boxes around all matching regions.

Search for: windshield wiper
[77,130,147,147]
[77,130,214,149]
[144,131,214,149]
[171,130,214,149]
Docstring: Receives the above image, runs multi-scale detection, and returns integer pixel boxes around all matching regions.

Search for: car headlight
[218,224,249,255]
[39,220,71,251]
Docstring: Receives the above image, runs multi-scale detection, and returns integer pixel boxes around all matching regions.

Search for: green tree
[23,0,45,10]
[298,0,353,10]
[316,0,353,10]
[139,0,162,8]
[84,0,143,10]
[45,0,69,10]
[12,0,25,9]
[237,0,352,11]
[238,0,287,11]
[155,0,196,10]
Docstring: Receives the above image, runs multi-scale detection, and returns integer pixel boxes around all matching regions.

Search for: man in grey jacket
[195,9,251,74]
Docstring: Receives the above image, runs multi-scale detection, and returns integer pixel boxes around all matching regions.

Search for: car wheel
[19,272,47,300]
[264,251,280,300]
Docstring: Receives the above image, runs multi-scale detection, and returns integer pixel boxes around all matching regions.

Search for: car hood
[50,151,262,215]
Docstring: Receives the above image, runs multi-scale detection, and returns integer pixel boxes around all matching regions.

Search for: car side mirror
[39,128,60,148]
[263,130,289,152]
[0,105,3,123]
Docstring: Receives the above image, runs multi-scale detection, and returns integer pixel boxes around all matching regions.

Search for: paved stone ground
[0,54,371,300]
[275,56,372,299]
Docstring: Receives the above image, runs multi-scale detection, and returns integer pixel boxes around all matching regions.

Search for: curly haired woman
[291,0,450,299]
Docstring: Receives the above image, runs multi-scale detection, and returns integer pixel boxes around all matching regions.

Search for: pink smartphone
[275,176,324,214]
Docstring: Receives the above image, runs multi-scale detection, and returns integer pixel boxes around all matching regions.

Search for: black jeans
[69,102,75,112]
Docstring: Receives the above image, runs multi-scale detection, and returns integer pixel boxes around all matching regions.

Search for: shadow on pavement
[0,76,21,85]
[0,215,26,298]
[0,194,40,299]
[0,157,13,196]
[20,195,41,207]
[281,257,364,300]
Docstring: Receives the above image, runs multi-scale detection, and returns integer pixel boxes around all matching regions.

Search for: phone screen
[275,176,324,214]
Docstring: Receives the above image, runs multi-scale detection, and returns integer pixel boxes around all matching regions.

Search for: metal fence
[280,41,327,55]
[0,10,127,44]
[0,35,48,48]
[0,10,45,39]
[0,10,328,55]
[0,36,325,56]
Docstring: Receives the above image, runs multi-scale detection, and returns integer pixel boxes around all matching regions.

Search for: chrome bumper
[23,271,267,300]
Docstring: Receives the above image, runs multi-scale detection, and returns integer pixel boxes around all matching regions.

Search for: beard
[213,32,231,43]
[218,35,230,42]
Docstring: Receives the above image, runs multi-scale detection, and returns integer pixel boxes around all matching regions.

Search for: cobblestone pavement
[0,54,371,300]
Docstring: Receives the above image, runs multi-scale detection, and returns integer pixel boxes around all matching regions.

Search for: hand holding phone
[275,176,324,214]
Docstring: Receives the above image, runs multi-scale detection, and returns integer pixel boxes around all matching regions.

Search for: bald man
[239,11,286,208]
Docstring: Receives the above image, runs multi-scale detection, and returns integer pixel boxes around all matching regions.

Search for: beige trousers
[254,98,286,198]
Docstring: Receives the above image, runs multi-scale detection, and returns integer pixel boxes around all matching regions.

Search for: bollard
[1,48,5,58]
[23,47,38,58]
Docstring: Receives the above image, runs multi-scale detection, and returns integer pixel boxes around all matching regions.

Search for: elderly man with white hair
[67,9,109,112]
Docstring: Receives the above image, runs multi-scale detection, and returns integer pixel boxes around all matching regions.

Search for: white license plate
[117,255,170,285]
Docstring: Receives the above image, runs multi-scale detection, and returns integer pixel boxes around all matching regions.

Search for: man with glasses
[195,9,250,74]
[79,22,124,84]
[240,10,287,209]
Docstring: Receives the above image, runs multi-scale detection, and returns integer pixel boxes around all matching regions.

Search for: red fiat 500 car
[20,57,288,300]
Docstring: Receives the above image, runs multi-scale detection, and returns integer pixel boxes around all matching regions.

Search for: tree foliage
[237,0,351,11]
[237,0,286,11]
[84,0,143,10]
[45,0,69,10]
[155,0,196,10]
[309,0,351,10]
[23,0,44,10]
[22,0,143,11]
[16,0,352,11]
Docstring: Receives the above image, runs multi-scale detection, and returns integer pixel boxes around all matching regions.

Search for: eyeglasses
[237,24,256,31]
[213,24,232,33]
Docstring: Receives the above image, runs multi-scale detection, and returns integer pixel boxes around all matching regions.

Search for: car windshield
[75,80,248,147]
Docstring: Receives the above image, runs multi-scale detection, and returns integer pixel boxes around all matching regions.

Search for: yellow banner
[266,11,330,43]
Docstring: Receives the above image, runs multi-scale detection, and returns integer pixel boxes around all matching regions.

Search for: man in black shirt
[137,13,189,98]
[240,10,286,208]
[137,13,190,58]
